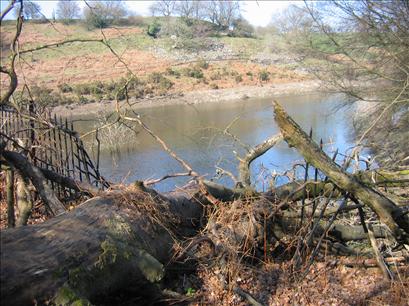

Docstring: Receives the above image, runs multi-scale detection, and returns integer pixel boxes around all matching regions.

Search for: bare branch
[238,133,283,187]
[0,0,17,23]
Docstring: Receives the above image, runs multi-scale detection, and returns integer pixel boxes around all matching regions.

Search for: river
[73,93,358,191]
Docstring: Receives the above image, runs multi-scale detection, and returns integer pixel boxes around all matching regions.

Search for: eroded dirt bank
[53,80,321,117]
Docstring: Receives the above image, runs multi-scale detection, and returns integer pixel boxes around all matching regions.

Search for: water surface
[74,93,356,191]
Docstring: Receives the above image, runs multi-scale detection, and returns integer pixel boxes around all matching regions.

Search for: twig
[233,287,265,306]
[144,172,196,186]
[122,114,199,177]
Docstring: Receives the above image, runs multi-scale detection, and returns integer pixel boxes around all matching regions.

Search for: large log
[0,188,203,305]
[273,101,409,245]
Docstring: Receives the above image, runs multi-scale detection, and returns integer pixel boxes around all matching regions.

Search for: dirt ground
[1,22,309,104]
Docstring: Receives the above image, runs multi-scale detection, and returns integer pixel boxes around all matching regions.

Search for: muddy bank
[53,80,321,117]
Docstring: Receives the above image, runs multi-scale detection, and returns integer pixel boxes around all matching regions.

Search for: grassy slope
[0,20,309,106]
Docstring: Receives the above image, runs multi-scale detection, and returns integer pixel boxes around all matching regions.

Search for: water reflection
[74,93,356,191]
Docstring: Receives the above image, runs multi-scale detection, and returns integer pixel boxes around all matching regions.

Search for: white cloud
[241,1,298,27]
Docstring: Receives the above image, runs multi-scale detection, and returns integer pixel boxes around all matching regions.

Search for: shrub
[58,83,72,93]
[73,83,92,95]
[160,19,193,39]
[166,67,181,78]
[114,15,145,27]
[230,18,255,38]
[127,15,145,27]
[83,1,126,29]
[21,86,75,107]
[196,59,209,70]
[246,71,254,81]
[77,96,90,104]
[105,81,117,92]
[73,81,105,98]
[114,76,146,100]
[258,70,270,81]
[235,74,243,83]
[182,67,204,79]
[147,21,161,38]
[230,70,239,77]
[210,71,222,80]
[210,83,219,89]
[147,72,173,91]
[221,66,230,76]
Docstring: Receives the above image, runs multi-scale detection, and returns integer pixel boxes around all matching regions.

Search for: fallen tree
[1,102,408,305]
[273,101,409,246]
[0,187,204,305]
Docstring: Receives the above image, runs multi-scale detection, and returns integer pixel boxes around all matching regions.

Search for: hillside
[0,20,309,107]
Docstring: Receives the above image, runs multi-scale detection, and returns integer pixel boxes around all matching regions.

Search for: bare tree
[56,0,80,24]
[277,1,409,167]
[202,0,241,30]
[83,0,127,28]
[149,0,176,17]
[270,4,313,34]
[14,0,41,20]
[175,0,205,20]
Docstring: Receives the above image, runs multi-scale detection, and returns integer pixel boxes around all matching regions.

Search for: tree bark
[0,189,203,305]
[1,150,66,215]
[15,173,32,226]
[6,168,15,228]
[238,134,283,186]
[273,101,409,245]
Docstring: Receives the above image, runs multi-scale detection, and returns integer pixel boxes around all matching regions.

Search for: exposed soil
[52,80,321,117]
[1,22,311,110]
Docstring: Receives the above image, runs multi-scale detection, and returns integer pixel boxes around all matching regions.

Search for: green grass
[219,36,265,55]
[2,19,277,62]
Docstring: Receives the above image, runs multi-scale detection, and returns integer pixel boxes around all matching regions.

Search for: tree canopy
[56,0,80,24]
[83,0,127,29]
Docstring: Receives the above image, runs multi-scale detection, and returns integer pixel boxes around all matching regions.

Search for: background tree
[149,0,176,17]
[203,0,241,31]
[83,0,127,29]
[56,0,80,24]
[230,17,254,37]
[175,0,205,21]
[276,1,409,167]
[14,0,41,20]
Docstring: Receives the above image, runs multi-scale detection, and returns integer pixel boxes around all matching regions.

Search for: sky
[0,0,299,27]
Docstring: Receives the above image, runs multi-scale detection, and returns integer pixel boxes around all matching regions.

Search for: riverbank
[53,80,322,117]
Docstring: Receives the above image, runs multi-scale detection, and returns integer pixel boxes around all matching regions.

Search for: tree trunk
[6,168,15,228]
[1,150,66,215]
[0,189,203,305]
[15,173,32,226]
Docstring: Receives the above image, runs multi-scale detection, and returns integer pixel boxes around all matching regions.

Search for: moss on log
[0,190,203,305]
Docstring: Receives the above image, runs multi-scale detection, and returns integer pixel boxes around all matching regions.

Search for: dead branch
[367,223,393,280]
[0,2,23,105]
[1,149,66,215]
[122,115,199,178]
[144,172,195,186]
[273,101,409,245]
[238,133,283,187]
[0,0,17,23]
[339,256,408,268]
[233,286,265,306]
